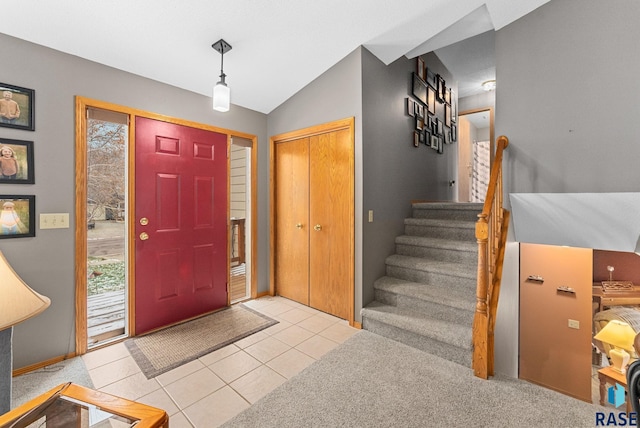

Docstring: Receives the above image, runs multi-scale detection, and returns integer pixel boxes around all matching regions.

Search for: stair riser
[374,289,474,326]
[395,244,477,265]
[412,208,479,222]
[386,266,476,289]
[362,317,471,368]
[405,224,475,241]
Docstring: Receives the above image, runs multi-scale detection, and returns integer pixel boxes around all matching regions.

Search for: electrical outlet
[40,213,70,229]
[568,319,580,329]
[368,210,374,223]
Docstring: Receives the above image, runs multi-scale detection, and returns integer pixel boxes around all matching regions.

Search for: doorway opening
[229,137,253,303]
[456,108,493,203]
[85,107,129,348]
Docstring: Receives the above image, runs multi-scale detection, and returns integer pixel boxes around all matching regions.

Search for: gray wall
[0,33,268,369]
[267,47,364,321]
[361,49,456,307]
[493,0,640,377]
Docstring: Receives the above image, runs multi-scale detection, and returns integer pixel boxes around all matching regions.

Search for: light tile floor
[82,296,360,428]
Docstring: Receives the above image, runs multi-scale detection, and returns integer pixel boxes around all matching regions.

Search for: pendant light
[212,39,232,112]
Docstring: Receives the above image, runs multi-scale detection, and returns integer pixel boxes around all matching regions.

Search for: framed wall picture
[424,129,432,147]
[430,135,439,150]
[406,98,415,117]
[0,139,34,184]
[417,57,425,81]
[451,124,457,142]
[445,88,451,105]
[0,83,34,131]
[0,195,35,238]
[445,104,451,128]
[412,73,427,105]
[437,136,444,154]
[413,131,420,148]
[426,67,436,87]
[427,85,436,115]
[436,75,446,103]
[451,90,457,122]
[415,116,424,131]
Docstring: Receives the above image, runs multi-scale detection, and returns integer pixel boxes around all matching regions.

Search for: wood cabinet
[519,243,593,402]
[272,120,354,320]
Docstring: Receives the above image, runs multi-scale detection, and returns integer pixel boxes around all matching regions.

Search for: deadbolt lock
[140,217,149,226]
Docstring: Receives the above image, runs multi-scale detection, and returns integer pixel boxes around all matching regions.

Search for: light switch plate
[368,210,374,223]
[40,213,70,229]
[568,319,580,329]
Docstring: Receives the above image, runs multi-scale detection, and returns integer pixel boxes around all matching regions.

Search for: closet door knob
[139,232,149,241]
[314,224,322,231]
[296,223,303,229]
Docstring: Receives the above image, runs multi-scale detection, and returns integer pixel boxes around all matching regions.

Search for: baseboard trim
[13,353,76,377]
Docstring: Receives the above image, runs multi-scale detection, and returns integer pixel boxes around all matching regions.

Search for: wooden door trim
[74,96,258,354]
[458,107,494,164]
[270,117,355,325]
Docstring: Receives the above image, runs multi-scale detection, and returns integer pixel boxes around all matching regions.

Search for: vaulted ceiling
[2,0,549,114]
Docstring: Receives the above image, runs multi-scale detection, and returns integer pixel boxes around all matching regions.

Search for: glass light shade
[213,82,230,112]
[0,251,50,330]
[482,80,496,91]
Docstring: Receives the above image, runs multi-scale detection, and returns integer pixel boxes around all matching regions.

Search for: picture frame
[445,88,451,105]
[430,135,439,150]
[413,131,420,148]
[0,139,34,184]
[0,83,34,131]
[436,74,446,103]
[451,124,457,142]
[451,90,457,122]
[427,85,436,115]
[416,103,424,118]
[437,136,444,154]
[445,104,451,128]
[445,130,451,145]
[426,67,436,87]
[412,73,427,105]
[415,116,424,131]
[437,118,444,136]
[417,57,425,81]
[0,195,35,238]
[406,98,415,117]
[424,129,432,147]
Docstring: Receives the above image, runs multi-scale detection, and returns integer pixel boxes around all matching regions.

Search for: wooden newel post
[473,214,490,379]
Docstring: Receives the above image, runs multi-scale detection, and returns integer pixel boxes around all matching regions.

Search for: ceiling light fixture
[212,39,232,112]
[482,80,496,92]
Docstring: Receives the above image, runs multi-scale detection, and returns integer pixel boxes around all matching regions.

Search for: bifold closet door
[274,137,310,305]
[308,129,351,319]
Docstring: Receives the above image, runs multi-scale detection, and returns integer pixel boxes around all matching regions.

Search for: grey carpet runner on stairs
[361,202,481,368]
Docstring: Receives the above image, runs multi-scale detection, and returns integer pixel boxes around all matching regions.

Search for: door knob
[139,232,149,241]
[314,224,322,231]
[296,223,303,229]
[139,217,149,226]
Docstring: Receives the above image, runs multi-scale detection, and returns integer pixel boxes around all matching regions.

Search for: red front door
[134,117,228,334]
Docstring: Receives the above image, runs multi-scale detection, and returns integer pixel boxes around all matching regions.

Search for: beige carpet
[125,304,277,378]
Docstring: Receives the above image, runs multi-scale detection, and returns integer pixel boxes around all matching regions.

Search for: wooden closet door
[274,137,310,305]
[309,129,351,319]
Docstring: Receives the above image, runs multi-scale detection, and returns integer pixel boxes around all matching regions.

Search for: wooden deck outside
[87,263,248,345]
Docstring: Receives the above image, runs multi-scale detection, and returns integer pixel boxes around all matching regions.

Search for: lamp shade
[594,319,637,352]
[0,251,50,330]
[213,82,230,112]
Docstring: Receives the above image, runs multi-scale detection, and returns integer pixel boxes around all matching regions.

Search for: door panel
[309,130,351,319]
[135,117,228,334]
[274,138,310,305]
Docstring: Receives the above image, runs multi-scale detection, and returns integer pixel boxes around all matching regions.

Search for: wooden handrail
[472,135,510,379]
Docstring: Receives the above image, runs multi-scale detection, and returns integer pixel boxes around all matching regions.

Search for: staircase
[361,202,481,368]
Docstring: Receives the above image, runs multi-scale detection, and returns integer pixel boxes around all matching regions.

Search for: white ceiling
[1,0,549,114]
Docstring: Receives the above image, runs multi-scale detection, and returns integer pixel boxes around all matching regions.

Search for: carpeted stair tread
[395,235,477,252]
[362,301,472,350]
[412,202,482,211]
[373,276,475,312]
[385,254,475,280]
[404,217,475,229]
